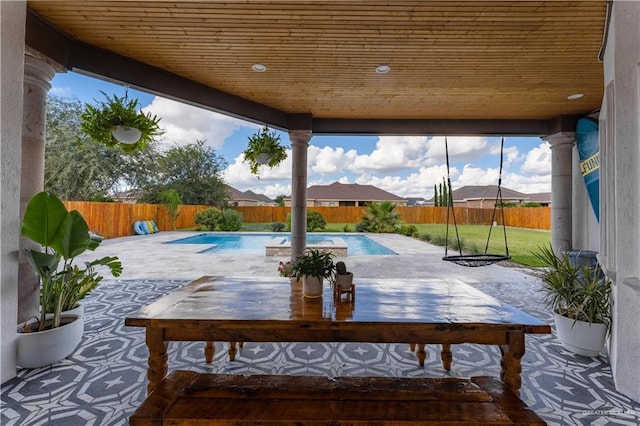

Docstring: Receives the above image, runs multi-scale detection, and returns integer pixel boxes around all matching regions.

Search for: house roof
[226,185,255,202]
[526,192,552,204]
[244,190,275,204]
[451,185,529,202]
[226,185,275,204]
[306,182,405,202]
[26,1,606,136]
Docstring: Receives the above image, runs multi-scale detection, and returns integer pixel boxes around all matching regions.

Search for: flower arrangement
[278,260,294,278]
[80,91,163,153]
[242,125,288,175]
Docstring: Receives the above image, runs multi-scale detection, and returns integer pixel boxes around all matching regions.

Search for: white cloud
[423,136,491,165]
[351,136,429,172]
[310,146,358,174]
[452,165,500,188]
[142,97,248,149]
[503,173,551,194]
[50,86,73,97]
[521,142,551,175]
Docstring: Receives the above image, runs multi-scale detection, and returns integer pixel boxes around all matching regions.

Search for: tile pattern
[2,278,639,426]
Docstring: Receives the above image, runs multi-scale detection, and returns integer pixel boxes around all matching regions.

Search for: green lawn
[235,222,550,267]
[411,224,550,267]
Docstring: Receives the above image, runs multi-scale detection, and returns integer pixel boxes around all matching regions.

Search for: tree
[45,94,160,201]
[433,184,439,207]
[359,201,401,233]
[438,182,444,206]
[274,194,286,207]
[442,178,449,207]
[160,189,182,230]
[139,140,228,206]
[44,95,121,200]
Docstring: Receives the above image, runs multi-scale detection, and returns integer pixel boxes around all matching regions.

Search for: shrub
[343,224,352,232]
[194,207,221,231]
[307,210,327,231]
[355,222,368,233]
[522,202,542,207]
[360,201,400,233]
[219,209,243,231]
[271,222,286,232]
[397,224,417,237]
[285,211,327,232]
[418,232,432,242]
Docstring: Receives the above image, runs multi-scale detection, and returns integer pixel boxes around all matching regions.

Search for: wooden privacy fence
[64,202,550,240]
[63,201,211,239]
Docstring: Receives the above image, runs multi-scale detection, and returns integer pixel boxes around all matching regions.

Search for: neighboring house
[406,197,428,206]
[243,190,277,206]
[428,186,551,208]
[226,185,276,206]
[525,192,552,207]
[451,185,529,208]
[284,182,407,207]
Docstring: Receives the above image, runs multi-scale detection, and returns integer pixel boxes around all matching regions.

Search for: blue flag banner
[575,117,600,222]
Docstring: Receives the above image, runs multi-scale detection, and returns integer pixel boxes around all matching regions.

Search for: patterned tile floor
[2,277,639,426]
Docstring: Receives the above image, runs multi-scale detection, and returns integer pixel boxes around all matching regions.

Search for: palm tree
[362,201,401,233]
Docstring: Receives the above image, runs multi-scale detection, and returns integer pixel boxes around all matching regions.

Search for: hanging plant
[80,90,163,153]
[242,125,288,175]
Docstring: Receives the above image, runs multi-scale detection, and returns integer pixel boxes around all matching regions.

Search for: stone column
[545,132,575,254]
[18,53,57,322]
[289,130,312,260]
[1,0,26,384]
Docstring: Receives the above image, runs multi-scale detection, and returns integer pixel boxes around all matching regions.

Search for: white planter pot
[256,152,270,165]
[111,125,142,144]
[554,313,608,357]
[16,314,83,368]
[302,276,323,299]
[335,273,353,290]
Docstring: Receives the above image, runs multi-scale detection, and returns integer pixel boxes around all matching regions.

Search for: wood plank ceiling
[26,1,607,135]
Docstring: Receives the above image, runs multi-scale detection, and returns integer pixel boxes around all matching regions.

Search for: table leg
[409,343,416,352]
[499,331,525,396]
[440,344,452,371]
[416,343,427,366]
[146,327,168,395]
[204,341,215,363]
[229,342,239,361]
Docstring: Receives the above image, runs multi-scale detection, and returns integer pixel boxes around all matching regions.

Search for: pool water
[166,233,397,255]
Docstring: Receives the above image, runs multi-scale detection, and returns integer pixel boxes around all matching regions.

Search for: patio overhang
[25,1,606,136]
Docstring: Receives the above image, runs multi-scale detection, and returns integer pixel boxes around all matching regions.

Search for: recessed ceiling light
[375,65,390,74]
[252,64,267,73]
[567,93,584,100]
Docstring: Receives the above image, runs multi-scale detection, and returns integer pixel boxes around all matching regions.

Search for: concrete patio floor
[1,232,639,425]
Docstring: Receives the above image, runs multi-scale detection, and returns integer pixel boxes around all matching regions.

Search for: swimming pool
[166,233,397,255]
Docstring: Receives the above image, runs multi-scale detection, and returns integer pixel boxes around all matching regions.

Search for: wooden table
[125,276,550,396]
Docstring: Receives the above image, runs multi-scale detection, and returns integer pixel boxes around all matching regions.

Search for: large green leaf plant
[21,192,122,331]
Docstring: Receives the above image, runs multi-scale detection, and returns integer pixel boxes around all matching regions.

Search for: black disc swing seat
[442,137,511,267]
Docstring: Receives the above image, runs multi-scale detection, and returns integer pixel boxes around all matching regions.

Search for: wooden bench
[129,371,546,425]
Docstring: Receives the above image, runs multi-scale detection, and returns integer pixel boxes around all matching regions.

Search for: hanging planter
[80,90,163,153]
[242,125,287,175]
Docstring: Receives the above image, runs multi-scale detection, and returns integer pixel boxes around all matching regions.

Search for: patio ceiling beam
[311,118,560,137]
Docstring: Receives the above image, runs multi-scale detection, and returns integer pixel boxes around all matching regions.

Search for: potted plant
[242,125,287,175]
[80,91,162,153]
[333,261,354,291]
[289,249,336,298]
[17,191,122,368]
[533,244,611,357]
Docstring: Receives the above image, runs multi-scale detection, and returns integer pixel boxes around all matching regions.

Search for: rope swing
[442,136,511,267]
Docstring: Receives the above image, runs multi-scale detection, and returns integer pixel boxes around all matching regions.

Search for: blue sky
[51,72,552,200]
